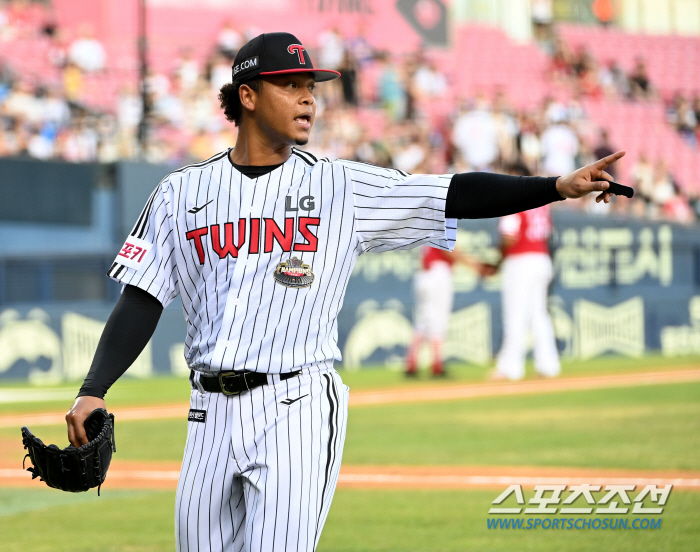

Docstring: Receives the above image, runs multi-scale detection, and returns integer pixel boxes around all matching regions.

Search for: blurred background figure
[451,96,499,171]
[540,111,578,176]
[68,24,105,73]
[491,162,560,381]
[216,20,242,60]
[406,246,487,378]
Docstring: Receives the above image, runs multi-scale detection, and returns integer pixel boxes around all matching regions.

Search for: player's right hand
[66,395,107,447]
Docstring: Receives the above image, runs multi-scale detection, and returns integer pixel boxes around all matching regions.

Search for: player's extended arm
[445,152,625,219]
[66,285,163,447]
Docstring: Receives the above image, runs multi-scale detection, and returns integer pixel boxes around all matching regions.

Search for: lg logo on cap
[288,44,306,64]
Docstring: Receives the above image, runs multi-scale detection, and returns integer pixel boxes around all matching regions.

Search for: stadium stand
[0,1,698,220]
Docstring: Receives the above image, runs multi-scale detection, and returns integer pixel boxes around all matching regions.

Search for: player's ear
[238,84,258,114]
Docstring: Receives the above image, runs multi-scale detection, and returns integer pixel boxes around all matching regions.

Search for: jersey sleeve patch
[115,236,153,271]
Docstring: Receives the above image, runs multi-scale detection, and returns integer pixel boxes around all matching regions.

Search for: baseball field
[1,355,699,552]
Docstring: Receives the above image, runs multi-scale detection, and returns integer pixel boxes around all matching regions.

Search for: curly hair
[218,79,263,126]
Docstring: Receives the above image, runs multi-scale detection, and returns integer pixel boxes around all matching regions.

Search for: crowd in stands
[0,0,697,225]
[549,33,700,150]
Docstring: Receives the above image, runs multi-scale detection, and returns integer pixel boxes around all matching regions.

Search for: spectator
[598,59,629,98]
[516,113,542,174]
[412,60,447,99]
[318,28,345,72]
[593,129,616,178]
[58,116,98,162]
[650,160,675,215]
[41,87,70,126]
[550,35,574,81]
[670,95,698,146]
[392,129,427,173]
[209,52,232,93]
[376,53,407,121]
[217,21,242,60]
[663,184,695,224]
[68,24,106,72]
[338,50,359,106]
[628,57,652,100]
[631,153,654,202]
[692,94,700,129]
[175,48,200,92]
[26,125,54,160]
[451,97,499,170]
[3,80,37,123]
[531,0,553,49]
[47,29,69,69]
[346,23,374,68]
[117,85,142,133]
[493,91,518,165]
[540,115,579,176]
[62,61,83,101]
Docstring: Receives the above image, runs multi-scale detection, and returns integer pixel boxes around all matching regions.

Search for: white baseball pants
[175,362,349,552]
[413,261,454,340]
[496,253,560,380]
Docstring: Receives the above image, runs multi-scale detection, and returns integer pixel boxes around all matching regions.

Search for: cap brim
[259,68,341,82]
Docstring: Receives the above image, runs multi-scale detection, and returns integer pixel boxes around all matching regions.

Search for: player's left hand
[556,151,626,204]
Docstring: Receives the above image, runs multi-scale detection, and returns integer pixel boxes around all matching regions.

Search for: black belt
[196,370,302,396]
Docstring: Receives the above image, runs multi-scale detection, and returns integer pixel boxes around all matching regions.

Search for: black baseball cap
[231,32,340,84]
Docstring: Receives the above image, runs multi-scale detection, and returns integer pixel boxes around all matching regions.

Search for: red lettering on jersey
[287,44,306,64]
[211,220,246,259]
[249,218,260,254]
[185,227,209,265]
[118,243,134,258]
[264,217,294,252]
[294,217,320,252]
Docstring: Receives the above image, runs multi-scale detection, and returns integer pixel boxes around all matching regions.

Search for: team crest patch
[273,257,314,288]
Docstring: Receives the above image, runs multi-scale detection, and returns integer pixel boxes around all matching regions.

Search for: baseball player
[63,32,625,552]
[406,246,486,377]
[491,162,560,380]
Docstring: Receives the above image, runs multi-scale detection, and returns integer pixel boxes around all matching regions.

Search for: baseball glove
[21,408,116,495]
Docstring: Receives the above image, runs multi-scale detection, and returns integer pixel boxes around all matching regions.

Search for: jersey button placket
[212,178,251,365]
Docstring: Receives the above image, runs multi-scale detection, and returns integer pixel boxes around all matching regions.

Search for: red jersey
[498,205,551,257]
[422,246,455,270]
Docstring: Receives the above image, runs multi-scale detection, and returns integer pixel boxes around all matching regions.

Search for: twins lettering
[186,217,320,264]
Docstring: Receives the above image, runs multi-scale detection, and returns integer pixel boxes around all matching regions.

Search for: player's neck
[230,123,292,166]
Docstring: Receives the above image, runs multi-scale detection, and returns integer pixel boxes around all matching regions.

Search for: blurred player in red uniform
[406,246,485,377]
[491,164,560,380]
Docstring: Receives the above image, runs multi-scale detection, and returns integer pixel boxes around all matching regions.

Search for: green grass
[339,354,700,391]
[1,354,697,416]
[5,380,698,470]
[320,488,700,552]
[0,376,192,415]
[342,382,700,471]
[0,489,175,552]
[1,488,697,552]
[1,418,190,461]
[2,357,699,551]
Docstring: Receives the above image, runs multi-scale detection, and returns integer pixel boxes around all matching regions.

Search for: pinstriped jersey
[108,148,457,374]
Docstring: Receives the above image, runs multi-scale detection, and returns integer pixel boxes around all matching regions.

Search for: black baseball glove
[21,408,116,495]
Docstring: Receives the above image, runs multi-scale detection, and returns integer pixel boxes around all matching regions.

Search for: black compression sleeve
[77,285,164,399]
[445,172,564,219]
